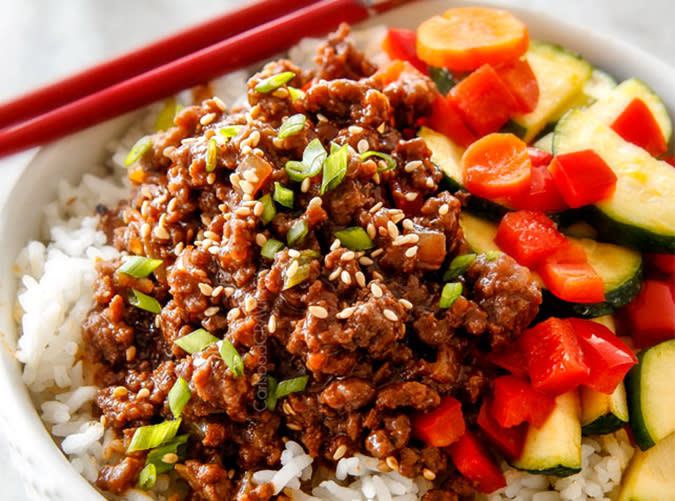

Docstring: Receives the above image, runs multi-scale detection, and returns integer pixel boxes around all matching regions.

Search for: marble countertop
[0,1,671,499]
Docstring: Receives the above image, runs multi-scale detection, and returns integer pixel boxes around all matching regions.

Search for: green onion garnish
[125,136,153,167]
[275,376,309,398]
[285,138,327,182]
[283,259,310,290]
[287,219,308,247]
[288,86,305,101]
[146,434,189,474]
[118,256,163,278]
[360,151,397,172]
[174,328,219,354]
[334,227,375,251]
[168,377,191,419]
[266,376,278,411]
[261,238,284,259]
[219,339,244,378]
[205,138,218,172]
[439,282,462,309]
[129,289,162,314]
[127,419,182,452]
[485,250,503,261]
[321,143,348,194]
[259,193,276,224]
[277,113,307,139]
[255,71,295,93]
[154,97,178,131]
[443,253,476,282]
[273,182,294,209]
[219,125,243,138]
[138,463,157,490]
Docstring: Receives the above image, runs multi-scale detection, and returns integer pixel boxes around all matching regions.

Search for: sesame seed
[359,256,374,266]
[155,316,161,328]
[154,226,170,240]
[399,298,413,310]
[287,259,299,278]
[301,177,311,193]
[253,148,264,157]
[287,423,302,431]
[198,283,213,296]
[317,113,328,122]
[391,210,405,223]
[330,239,341,251]
[253,202,264,217]
[243,194,253,202]
[240,181,255,195]
[308,196,323,208]
[404,192,418,201]
[387,221,399,239]
[203,230,217,240]
[228,307,241,321]
[333,444,348,461]
[341,270,352,285]
[113,386,128,398]
[174,242,184,255]
[241,145,252,156]
[355,271,366,287]
[235,207,251,217]
[282,400,295,416]
[348,125,364,135]
[200,113,216,125]
[255,233,267,247]
[208,245,220,255]
[167,198,178,212]
[378,226,389,237]
[423,469,436,481]
[385,456,399,471]
[369,201,383,213]
[373,172,381,184]
[268,314,277,333]
[371,283,383,298]
[272,87,289,99]
[392,235,407,247]
[162,453,179,464]
[248,130,261,148]
[243,170,259,183]
[377,122,386,133]
[405,246,418,258]
[181,137,198,145]
[137,388,150,399]
[207,173,216,185]
[328,267,342,281]
[439,203,449,215]
[384,309,399,322]
[357,139,369,154]
[309,305,328,319]
[213,96,227,111]
[371,248,384,258]
[273,137,285,148]
[341,251,356,262]
[212,286,224,297]
[201,214,212,226]
[336,306,356,319]
[367,223,376,240]
[163,146,176,158]
[288,249,300,258]
[225,287,235,297]
[404,160,422,173]
[408,233,420,243]
[205,306,220,317]
[140,223,151,238]
[425,178,435,188]
[244,297,258,313]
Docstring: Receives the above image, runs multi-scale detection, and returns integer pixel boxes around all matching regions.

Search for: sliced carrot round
[417,7,529,71]
[462,133,532,199]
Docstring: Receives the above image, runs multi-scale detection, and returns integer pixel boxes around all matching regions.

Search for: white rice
[13,25,634,501]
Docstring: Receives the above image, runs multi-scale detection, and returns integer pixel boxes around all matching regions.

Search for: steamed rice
[13,26,634,501]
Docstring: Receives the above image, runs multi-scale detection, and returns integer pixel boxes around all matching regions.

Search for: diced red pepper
[549,150,618,208]
[486,342,529,378]
[382,29,429,75]
[447,432,507,494]
[527,147,553,167]
[495,58,539,113]
[477,399,527,459]
[490,375,556,428]
[538,261,606,303]
[449,64,519,136]
[520,317,591,396]
[540,240,588,266]
[429,94,477,149]
[507,165,568,213]
[623,280,675,349]
[494,210,567,267]
[611,98,667,156]
[412,396,466,447]
[567,318,638,394]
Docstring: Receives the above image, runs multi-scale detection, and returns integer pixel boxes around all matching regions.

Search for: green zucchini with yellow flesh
[618,431,675,501]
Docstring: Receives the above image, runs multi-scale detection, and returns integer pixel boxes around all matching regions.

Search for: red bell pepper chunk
[486,342,529,378]
[527,147,553,167]
[549,150,618,208]
[491,375,556,428]
[520,317,591,396]
[429,93,477,149]
[381,29,429,75]
[611,98,668,157]
[537,261,606,303]
[540,240,588,265]
[494,210,567,267]
[412,396,466,447]
[567,318,637,394]
[449,64,519,136]
[623,280,675,349]
[447,432,507,494]
[477,399,527,460]
[507,165,568,213]
[495,58,539,113]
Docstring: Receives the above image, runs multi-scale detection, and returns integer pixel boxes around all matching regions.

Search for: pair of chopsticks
[0,0,412,158]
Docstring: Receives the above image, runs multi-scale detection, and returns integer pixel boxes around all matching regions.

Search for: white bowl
[1,1,673,499]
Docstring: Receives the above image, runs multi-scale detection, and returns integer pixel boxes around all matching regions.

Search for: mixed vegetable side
[383,6,675,497]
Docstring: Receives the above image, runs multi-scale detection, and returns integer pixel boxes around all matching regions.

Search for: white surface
[0,1,672,499]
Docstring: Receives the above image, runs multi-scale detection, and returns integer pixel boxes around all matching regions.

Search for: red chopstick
[0,0,321,129]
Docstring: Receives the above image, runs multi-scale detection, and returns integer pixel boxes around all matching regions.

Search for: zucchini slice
[553,109,675,252]
[618,431,675,501]
[533,132,554,154]
[588,77,672,144]
[580,383,629,435]
[459,212,643,317]
[626,339,675,450]
[510,391,582,477]
[509,41,592,143]
[581,68,618,103]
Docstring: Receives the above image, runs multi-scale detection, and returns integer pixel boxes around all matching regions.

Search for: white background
[0,0,673,498]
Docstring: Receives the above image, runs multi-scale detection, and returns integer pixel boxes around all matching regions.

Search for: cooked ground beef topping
[86,24,541,500]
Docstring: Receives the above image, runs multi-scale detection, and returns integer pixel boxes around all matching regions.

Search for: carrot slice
[416,7,529,71]
[461,133,532,199]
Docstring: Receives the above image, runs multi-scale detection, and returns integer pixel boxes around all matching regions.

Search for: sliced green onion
[219,125,243,138]
[285,138,326,182]
[261,238,284,259]
[439,282,463,309]
[174,328,219,354]
[273,182,294,209]
[485,250,503,261]
[443,253,476,282]
[360,151,396,172]
[266,376,278,411]
[154,97,178,131]
[288,86,305,101]
[205,138,218,172]
[118,256,163,278]
[168,377,191,419]
[219,339,244,378]
[138,463,157,490]
[321,144,348,194]
[259,193,276,224]
[146,434,189,474]
[129,289,161,314]
[255,71,295,93]
[275,376,309,398]
[277,113,307,139]
[283,260,310,290]
[287,219,308,247]
[125,136,152,166]
[127,419,182,452]
[334,227,374,251]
